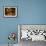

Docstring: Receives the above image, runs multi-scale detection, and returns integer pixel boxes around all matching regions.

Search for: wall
[0,0,18,44]
[0,0,46,44]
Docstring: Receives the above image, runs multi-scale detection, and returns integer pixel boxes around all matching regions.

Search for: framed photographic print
[4,6,17,17]
[18,24,46,42]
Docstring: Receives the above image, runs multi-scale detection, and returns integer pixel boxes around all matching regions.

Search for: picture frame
[4,6,17,17]
[18,24,46,42]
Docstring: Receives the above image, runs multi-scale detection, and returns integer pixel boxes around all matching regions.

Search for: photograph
[4,7,17,17]
[18,24,46,41]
